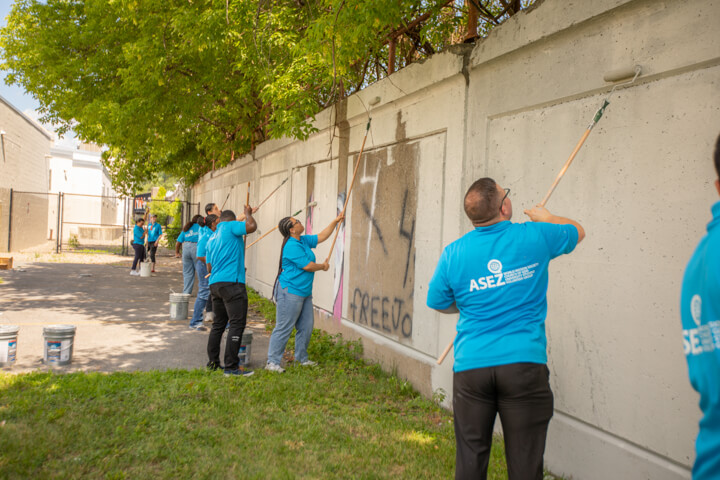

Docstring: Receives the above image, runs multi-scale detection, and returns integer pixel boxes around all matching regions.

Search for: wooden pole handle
[437,340,453,365]
[256,177,288,211]
[324,121,371,263]
[539,128,592,207]
[246,181,250,205]
[245,225,277,249]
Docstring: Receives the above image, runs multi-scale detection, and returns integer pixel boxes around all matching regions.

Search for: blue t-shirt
[147,222,162,243]
[279,235,319,297]
[132,225,145,245]
[206,221,247,285]
[681,200,720,480]
[196,226,213,258]
[427,221,578,372]
[177,223,201,243]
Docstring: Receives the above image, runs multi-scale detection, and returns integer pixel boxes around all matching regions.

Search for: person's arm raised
[523,205,585,243]
[317,214,344,243]
[242,204,257,234]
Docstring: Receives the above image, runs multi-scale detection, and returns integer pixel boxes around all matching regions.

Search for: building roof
[0,93,54,141]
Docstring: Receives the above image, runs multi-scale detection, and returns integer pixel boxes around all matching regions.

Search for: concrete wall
[191,0,720,478]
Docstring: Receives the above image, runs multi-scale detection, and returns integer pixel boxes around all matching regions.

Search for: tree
[1,0,535,193]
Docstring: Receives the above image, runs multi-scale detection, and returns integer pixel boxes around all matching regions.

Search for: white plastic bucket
[0,325,19,367]
[43,325,76,366]
[169,293,191,320]
[140,262,152,277]
[238,330,253,367]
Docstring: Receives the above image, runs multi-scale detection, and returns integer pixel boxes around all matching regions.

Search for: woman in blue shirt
[130,218,146,276]
[175,215,203,294]
[266,212,343,372]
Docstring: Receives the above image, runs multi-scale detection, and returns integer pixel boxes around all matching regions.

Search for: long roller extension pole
[539,65,641,207]
[246,182,250,206]
[220,185,234,211]
[256,177,289,211]
[437,66,642,365]
[324,118,372,263]
[244,202,315,250]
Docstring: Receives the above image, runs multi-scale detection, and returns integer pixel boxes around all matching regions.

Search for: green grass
[247,286,277,330]
[0,291,554,479]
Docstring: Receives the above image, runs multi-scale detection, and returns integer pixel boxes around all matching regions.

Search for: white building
[47,143,124,246]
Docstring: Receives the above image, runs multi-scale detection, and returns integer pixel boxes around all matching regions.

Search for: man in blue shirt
[681,135,720,480]
[205,206,257,376]
[427,177,585,480]
[146,214,163,273]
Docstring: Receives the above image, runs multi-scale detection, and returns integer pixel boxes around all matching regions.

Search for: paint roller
[539,65,642,207]
[436,65,643,366]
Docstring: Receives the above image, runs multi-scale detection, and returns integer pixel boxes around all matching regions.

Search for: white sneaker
[300,360,317,367]
[266,363,285,373]
[130,270,140,276]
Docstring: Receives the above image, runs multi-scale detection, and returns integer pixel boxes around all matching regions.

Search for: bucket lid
[169,293,191,300]
[43,324,77,334]
[0,325,19,335]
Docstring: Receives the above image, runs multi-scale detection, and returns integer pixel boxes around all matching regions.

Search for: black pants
[453,363,553,480]
[205,294,213,313]
[147,243,158,263]
[207,282,247,370]
[131,243,145,270]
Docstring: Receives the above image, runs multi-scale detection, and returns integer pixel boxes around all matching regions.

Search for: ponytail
[272,216,296,301]
[183,214,204,232]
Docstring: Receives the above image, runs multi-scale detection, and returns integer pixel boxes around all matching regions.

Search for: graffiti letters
[350,288,412,338]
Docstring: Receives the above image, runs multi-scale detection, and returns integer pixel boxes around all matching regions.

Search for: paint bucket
[238,330,253,367]
[43,325,76,366]
[140,261,152,277]
[169,293,191,320]
[0,325,19,367]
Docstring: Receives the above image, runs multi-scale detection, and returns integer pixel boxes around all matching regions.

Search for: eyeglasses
[499,188,510,211]
[292,219,301,227]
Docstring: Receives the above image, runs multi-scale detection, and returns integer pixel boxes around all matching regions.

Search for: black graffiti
[398,190,415,288]
[361,199,388,255]
[349,288,412,338]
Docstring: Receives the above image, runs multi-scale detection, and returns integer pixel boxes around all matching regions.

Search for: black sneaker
[223,368,254,377]
[207,362,221,371]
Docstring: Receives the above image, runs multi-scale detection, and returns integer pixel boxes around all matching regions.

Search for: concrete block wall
[191,0,720,477]
[0,96,54,252]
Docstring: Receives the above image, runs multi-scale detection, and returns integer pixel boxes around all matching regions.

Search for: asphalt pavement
[0,256,270,374]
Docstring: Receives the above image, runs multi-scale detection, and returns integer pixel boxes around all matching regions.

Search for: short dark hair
[715,133,720,179]
[219,210,236,222]
[464,178,501,223]
[135,218,144,225]
[205,203,217,215]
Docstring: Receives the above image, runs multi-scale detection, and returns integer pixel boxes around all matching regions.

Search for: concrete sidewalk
[0,257,269,374]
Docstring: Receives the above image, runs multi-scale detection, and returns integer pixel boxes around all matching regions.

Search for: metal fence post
[7,188,12,252]
[56,192,61,253]
[58,192,64,253]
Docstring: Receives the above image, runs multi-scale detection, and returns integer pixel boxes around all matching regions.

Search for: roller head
[604,65,642,83]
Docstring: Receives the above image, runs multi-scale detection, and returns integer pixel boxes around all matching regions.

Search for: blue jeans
[190,260,210,327]
[182,242,197,294]
[267,286,314,365]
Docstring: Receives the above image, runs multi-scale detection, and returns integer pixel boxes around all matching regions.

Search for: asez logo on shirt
[468,259,506,292]
[683,294,720,356]
[468,260,538,292]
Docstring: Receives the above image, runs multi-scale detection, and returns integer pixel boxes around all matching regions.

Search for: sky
[0,0,78,147]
